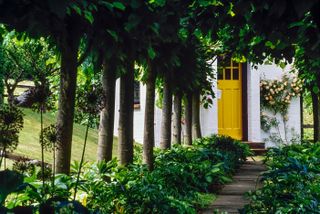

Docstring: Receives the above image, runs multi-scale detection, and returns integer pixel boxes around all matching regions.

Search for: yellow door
[217,59,242,140]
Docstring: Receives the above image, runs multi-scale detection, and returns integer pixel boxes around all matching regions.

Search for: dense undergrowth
[0,135,251,213]
[242,142,320,214]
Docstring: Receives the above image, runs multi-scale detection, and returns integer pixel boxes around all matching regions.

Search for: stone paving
[201,159,266,214]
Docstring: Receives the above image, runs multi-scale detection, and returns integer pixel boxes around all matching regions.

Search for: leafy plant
[242,143,320,213]
[0,104,24,168]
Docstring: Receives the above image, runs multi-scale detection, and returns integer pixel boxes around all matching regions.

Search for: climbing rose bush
[260,75,303,115]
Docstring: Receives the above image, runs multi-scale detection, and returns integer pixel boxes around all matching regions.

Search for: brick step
[251,148,267,156]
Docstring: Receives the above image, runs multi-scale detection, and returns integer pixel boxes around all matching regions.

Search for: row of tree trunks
[172,92,182,144]
[311,90,320,142]
[192,90,202,140]
[184,92,193,145]
[118,54,135,165]
[0,73,3,104]
[143,60,156,170]
[55,32,81,174]
[97,56,116,162]
[160,73,173,149]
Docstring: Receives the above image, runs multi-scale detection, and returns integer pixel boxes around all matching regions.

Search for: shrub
[242,143,320,213]
[3,135,251,213]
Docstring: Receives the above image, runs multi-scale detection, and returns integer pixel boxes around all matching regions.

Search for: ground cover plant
[242,143,320,213]
[0,135,251,213]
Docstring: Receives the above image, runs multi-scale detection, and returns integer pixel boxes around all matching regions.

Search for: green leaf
[205,175,213,183]
[107,30,118,42]
[0,170,24,204]
[113,2,126,11]
[84,11,94,24]
[210,167,220,174]
[148,47,156,60]
[71,4,82,15]
[313,86,319,94]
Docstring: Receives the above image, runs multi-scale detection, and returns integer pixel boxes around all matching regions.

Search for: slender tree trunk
[118,54,134,165]
[7,88,15,106]
[184,93,193,145]
[160,73,173,150]
[143,61,156,170]
[97,57,116,162]
[172,92,182,144]
[55,34,80,174]
[0,77,4,104]
[311,90,320,142]
[192,90,202,139]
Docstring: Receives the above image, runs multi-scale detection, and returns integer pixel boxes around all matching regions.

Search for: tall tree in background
[172,91,182,144]
[0,1,96,174]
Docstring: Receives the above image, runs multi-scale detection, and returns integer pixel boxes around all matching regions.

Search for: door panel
[218,59,242,140]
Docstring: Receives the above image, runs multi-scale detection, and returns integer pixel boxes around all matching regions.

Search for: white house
[113,59,301,148]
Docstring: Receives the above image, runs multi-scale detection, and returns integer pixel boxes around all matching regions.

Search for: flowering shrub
[260,75,303,115]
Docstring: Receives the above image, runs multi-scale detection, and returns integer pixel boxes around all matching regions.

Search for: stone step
[202,195,248,214]
[219,180,259,195]
[239,164,267,171]
[201,159,267,214]
[245,142,265,149]
[251,148,267,156]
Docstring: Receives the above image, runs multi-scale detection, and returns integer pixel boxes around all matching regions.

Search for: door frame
[241,63,248,141]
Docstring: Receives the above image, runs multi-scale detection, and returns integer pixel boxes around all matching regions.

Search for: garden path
[201,159,266,214]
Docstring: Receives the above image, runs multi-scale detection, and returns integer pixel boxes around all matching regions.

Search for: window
[134,81,140,108]
[217,56,241,80]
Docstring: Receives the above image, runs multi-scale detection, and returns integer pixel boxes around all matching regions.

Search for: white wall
[113,62,300,148]
[200,59,218,137]
[248,64,262,142]
[258,63,301,147]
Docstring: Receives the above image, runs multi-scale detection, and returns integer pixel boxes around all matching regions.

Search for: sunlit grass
[13,108,118,165]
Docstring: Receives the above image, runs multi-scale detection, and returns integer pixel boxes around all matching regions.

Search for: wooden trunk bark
[160,73,173,150]
[184,93,193,145]
[0,79,4,105]
[311,91,320,142]
[118,55,134,165]
[55,35,80,174]
[97,57,116,162]
[7,88,15,106]
[143,62,156,170]
[172,92,182,144]
[192,90,202,139]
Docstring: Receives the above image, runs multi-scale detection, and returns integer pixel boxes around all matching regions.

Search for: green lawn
[14,108,118,164]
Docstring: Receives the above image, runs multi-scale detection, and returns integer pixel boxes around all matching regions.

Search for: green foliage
[40,124,58,152]
[242,143,320,213]
[0,104,24,152]
[2,135,250,213]
[0,170,24,205]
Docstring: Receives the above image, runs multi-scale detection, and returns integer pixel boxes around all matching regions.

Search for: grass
[12,108,118,165]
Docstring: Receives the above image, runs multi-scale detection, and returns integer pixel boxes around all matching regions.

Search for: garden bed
[0,135,251,213]
[242,143,320,213]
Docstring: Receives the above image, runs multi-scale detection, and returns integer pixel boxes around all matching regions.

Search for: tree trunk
[55,34,80,174]
[184,93,192,145]
[118,54,134,165]
[172,92,182,144]
[192,90,202,139]
[0,77,4,104]
[7,88,15,106]
[143,61,156,170]
[311,90,320,142]
[160,73,173,150]
[97,57,116,162]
